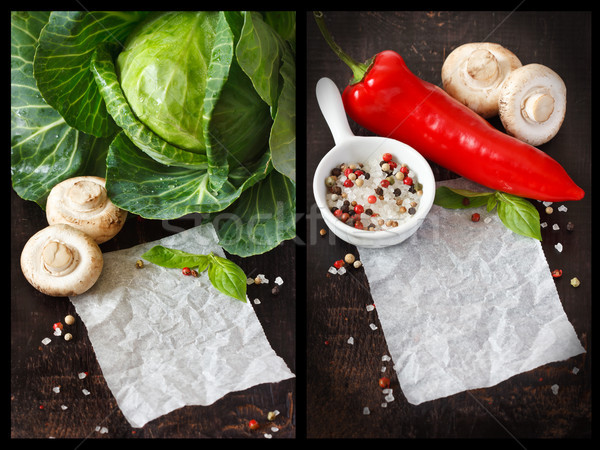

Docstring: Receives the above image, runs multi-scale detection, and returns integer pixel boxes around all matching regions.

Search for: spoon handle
[316,77,355,145]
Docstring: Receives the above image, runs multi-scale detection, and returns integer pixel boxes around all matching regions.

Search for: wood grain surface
[11,187,296,439]
[305,10,591,440]
[11,9,592,442]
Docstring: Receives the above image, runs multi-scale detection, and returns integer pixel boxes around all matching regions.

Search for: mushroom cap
[498,63,567,146]
[442,42,522,118]
[20,224,103,297]
[46,176,127,244]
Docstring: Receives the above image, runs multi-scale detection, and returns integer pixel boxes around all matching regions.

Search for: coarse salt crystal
[41,338,51,345]
[271,426,279,432]
[246,277,255,285]
[337,267,346,275]
[551,384,559,395]
[328,266,337,274]
[381,366,386,372]
[264,433,272,439]
[274,276,283,285]
[363,407,370,415]
[253,298,261,304]
[572,367,580,375]
[52,386,60,394]
[382,355,391,361]
[484,216,492,224]
[554,243,563,252]
[100,427,108,434]
[366,304,375,312]
[552,224,560,230]
[347,336,354,345]
[257,274,269,284]
[558,205,568,212]
[82,389,90,396]
[369,323,378,330]
[385,392,395,402]
[53,328,62,336]
[543,201,553,207]
[78,372,87,379]
[541,222,548,228]
[60,405,68,410]
[381,402,388,408]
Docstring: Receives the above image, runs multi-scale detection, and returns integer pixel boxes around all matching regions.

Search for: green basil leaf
[486,194,497,212]
[141,245,209,272]
[207,254,247,302]
[495,192,542,241]
[434,186,492,209]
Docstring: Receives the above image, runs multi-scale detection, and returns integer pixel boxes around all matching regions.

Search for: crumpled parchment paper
[359,177,585,405]
[69,224,294,428]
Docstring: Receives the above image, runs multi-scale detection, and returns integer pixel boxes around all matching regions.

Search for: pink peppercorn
[343,179,354,188]
[368,195,377,204]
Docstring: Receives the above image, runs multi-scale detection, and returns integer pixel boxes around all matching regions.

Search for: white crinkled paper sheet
[359,177,584,405]
[69,224,295,428]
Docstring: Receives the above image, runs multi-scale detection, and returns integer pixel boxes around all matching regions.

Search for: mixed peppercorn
[325,153,423,231]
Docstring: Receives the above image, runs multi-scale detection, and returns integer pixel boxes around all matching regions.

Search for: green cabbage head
[116,11,271,166]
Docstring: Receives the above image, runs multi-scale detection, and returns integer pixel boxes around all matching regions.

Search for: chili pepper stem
[314,11,371,84]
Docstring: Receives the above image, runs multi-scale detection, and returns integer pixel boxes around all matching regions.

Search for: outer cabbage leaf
[213,170,296,257]
[105,132,272,219]
[11,11,109,208]
[262,11,296,43]
[269,46,296,182]
[236,11,295,182]
[33,11,150,137]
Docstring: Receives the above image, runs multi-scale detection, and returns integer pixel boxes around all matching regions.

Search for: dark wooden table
[11,187,296,438]
[305,11,591,439]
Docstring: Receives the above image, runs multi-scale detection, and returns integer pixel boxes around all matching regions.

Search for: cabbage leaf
[11,10,296,256]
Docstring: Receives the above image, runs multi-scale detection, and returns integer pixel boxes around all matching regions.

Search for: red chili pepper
[314,13,584,202]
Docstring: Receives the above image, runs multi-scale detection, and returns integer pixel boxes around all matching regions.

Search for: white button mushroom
[498,63,567,146]
[20,224,103,297]
[45,176,127,244]
[442,42,522,118]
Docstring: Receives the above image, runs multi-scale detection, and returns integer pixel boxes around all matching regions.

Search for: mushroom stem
[42,240,77,275]
[465,49,500,86]
[523,92,555,123]
[67,180,108,212]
